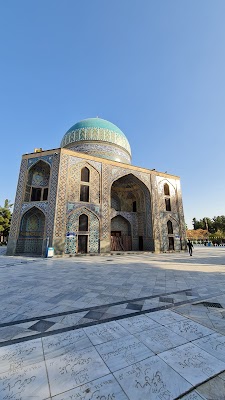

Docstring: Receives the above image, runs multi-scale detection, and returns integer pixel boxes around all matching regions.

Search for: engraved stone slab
[193,332,225,362]
[164,319,214,341]
[84,321,129,345]
[53,374,129,400]
[0,338,44,374]
[0,361,50,400]
[117,315,160,334]
[42,328,92,359]
[113,355,191,400]
[46,346,110,396]
[96,335,154,372]
[146,309,187,325]
[159,342,225,386]
[135,325,188,354]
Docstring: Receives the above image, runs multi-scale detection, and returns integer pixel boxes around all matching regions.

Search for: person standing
[187,239,193,256]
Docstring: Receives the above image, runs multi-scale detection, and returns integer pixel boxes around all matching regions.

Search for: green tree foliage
[0,199,13,239]
[192,215,225,234]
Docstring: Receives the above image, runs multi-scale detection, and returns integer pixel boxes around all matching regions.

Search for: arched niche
[81,167,90,182]
[164,183,170,196]
[68,162,100,204]
[79,214,89,231]
[24,160,50,202]
[110,173,153,251]
[16,207,45,255]
[167,220,173,234]
[111,174,146,213]
[65,207,99,254]
[111,215,132,251]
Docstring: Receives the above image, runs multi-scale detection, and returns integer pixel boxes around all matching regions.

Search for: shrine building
[7,118,186,256]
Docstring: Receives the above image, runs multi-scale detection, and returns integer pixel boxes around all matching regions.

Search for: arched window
[164,183,170,196]
[167,220,173,234]
[81,167,90,182]
[79,214,88,231]
[25,160,50,202]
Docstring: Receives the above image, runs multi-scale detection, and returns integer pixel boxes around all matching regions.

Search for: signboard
[66,232,76,238]
[175,234,180,239]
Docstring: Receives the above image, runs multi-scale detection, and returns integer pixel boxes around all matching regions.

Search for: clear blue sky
[1,0,225,228]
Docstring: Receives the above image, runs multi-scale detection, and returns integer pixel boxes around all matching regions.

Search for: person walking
[187,239,193,256]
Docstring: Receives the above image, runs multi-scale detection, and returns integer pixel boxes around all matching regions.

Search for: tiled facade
[7,119,186,256]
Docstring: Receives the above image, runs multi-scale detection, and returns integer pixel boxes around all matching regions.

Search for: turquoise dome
[65,118,125,137]
[61,118,132,164]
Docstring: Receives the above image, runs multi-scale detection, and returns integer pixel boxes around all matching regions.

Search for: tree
[0,199,13,242]
[192,217,216,233]
[192,215,225,235]
[212,215,225,233]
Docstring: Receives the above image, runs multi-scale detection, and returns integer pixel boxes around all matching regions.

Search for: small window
[31,188,42,201]
[79,214,88,231]
[133,201,137,212]
[43,188,48,201]
[164,183,170,196]
[80,185,89,202]
[165,198,171,211]
[81,167,90,182]
[167,220,173,234]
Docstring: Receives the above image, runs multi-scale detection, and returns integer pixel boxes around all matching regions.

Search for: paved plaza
[1,247,225,399]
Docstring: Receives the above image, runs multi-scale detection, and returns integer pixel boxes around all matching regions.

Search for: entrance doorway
[168,237,174,250]
[16,207,45,255]
[111,231,121,237]
[139,236,143,251]
[78,235,88,253]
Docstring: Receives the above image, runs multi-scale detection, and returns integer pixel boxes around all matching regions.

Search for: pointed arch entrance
[16,207,45,255]
[111,215,132,251]
[65,207,100,254]
[110,173,153,251]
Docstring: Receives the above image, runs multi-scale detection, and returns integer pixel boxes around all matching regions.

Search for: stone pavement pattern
[1,247,225,399]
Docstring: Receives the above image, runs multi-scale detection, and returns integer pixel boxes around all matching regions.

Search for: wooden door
[78,235,88,253]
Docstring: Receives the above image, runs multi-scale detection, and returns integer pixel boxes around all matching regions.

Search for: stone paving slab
[1,248,225,398]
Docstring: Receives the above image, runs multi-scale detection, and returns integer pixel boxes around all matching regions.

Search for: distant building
[7,118,186,256]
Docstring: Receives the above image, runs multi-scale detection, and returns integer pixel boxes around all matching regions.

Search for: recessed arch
[81,167,90,182]
[79,214,89,231]
[27,158,51,171]
[25,160,50,202]
[159,178,176,191]
[111,215,131,236]
[68,161,100,204]
[110,173,153,251]
[16,207,45,255]
[111,215,132,251]
[167,220,173,234]
[164,183,170,196]
[65,207,100,254]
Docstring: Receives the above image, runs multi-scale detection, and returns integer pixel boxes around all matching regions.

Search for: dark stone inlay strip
[0,294,217,349]
[0,287,195,328]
